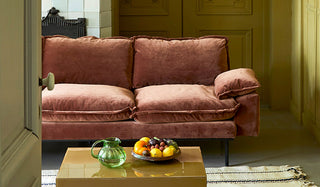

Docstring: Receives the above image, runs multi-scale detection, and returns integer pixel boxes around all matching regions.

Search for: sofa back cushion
[42,36,133,89]
[133,36,229,88]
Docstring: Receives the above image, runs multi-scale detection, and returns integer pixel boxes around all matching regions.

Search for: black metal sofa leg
[225,139,230,166]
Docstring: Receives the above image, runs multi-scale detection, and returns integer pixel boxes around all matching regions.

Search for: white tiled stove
[41,0,112,38]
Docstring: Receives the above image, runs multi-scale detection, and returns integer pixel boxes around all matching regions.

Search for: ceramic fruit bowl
[131,148,181,162]
[132,137,180,161]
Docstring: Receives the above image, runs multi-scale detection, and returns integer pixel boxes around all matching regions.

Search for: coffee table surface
[56,146,206,187]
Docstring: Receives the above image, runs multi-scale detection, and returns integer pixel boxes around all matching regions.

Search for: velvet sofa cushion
[42,84,135,121]
[134,84,240,123]
[42,36,133,89]
[133,36,230,88]
[214,68,260,99]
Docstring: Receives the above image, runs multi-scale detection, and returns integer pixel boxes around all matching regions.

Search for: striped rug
[42,165,316,187]
[42,170,58,187]
[206,165,316,187]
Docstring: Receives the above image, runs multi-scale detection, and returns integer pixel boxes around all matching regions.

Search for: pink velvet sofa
[41,35,260,141]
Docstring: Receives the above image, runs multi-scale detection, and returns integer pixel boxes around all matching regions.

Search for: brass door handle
[40,72,55,90]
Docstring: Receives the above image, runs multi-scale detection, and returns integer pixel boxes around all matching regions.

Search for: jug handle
[91,140,107,159]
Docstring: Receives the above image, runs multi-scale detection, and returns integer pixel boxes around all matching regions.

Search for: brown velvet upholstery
[42,120,237,140]
[235,93,260,136]
[134,84,240,123]
[42,36,133,89]
[42,84,135,121]
[133,36,229,88]
[214,68,260,99]
[41,35,260,140]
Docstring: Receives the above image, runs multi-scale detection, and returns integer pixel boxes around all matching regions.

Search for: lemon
[163,147,174,157]
[168,145,176,153]
[150,148,162,157]
[139,137,150,144]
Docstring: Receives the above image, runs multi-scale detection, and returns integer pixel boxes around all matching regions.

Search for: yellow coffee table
[56,147,206,187]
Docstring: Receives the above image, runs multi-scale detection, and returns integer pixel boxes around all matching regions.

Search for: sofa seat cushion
[134,84,240,123]
[42,84,135,122]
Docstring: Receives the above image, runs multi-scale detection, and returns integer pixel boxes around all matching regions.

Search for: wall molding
[196,0,252,15]
[120,0,169,16]
[198,29,253,69]
[119,30,169,37]
[197,28,268,100]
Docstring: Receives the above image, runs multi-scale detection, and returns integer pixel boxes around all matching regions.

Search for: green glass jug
[91,137,126,168]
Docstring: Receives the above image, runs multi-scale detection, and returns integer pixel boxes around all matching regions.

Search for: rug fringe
[286,166,317,187]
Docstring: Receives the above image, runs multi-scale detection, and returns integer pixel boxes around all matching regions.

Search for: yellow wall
[291,0,302,122]
[270,0,292,110]
[118,0,292,110]
[291,0,320,142]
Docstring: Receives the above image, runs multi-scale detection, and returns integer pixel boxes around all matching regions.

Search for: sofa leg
[225,139,230,166]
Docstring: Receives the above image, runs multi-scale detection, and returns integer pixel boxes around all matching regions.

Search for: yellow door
[0,0,42,186]
[119,0,182,37]
[183,0,267,105]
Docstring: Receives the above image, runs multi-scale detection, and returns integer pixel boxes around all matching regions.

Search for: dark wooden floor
[42,109,320,185]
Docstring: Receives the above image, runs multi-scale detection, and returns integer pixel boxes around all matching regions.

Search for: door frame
[25,0,42,135]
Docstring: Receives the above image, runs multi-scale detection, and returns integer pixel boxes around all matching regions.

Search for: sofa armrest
[235,93,260,136]
[214,68,260,99]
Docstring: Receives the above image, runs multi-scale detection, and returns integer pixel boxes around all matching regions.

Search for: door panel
[196,0,252,15]
[119,0,182,37]
[183,0,266,105]
[198,30,252,69]
[0,0,25,154]
[0,0,42,186]
[1,131,40,186]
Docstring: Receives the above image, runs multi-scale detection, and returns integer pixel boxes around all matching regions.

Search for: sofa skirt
[42,120,236,140]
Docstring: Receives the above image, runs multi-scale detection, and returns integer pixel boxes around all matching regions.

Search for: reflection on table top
[57,147,206,179]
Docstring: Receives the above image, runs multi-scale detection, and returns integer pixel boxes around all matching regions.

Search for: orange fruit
[134,140,147,154]
[139,137,150,144]
[136,147,147,155]
[134,171,144,177]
